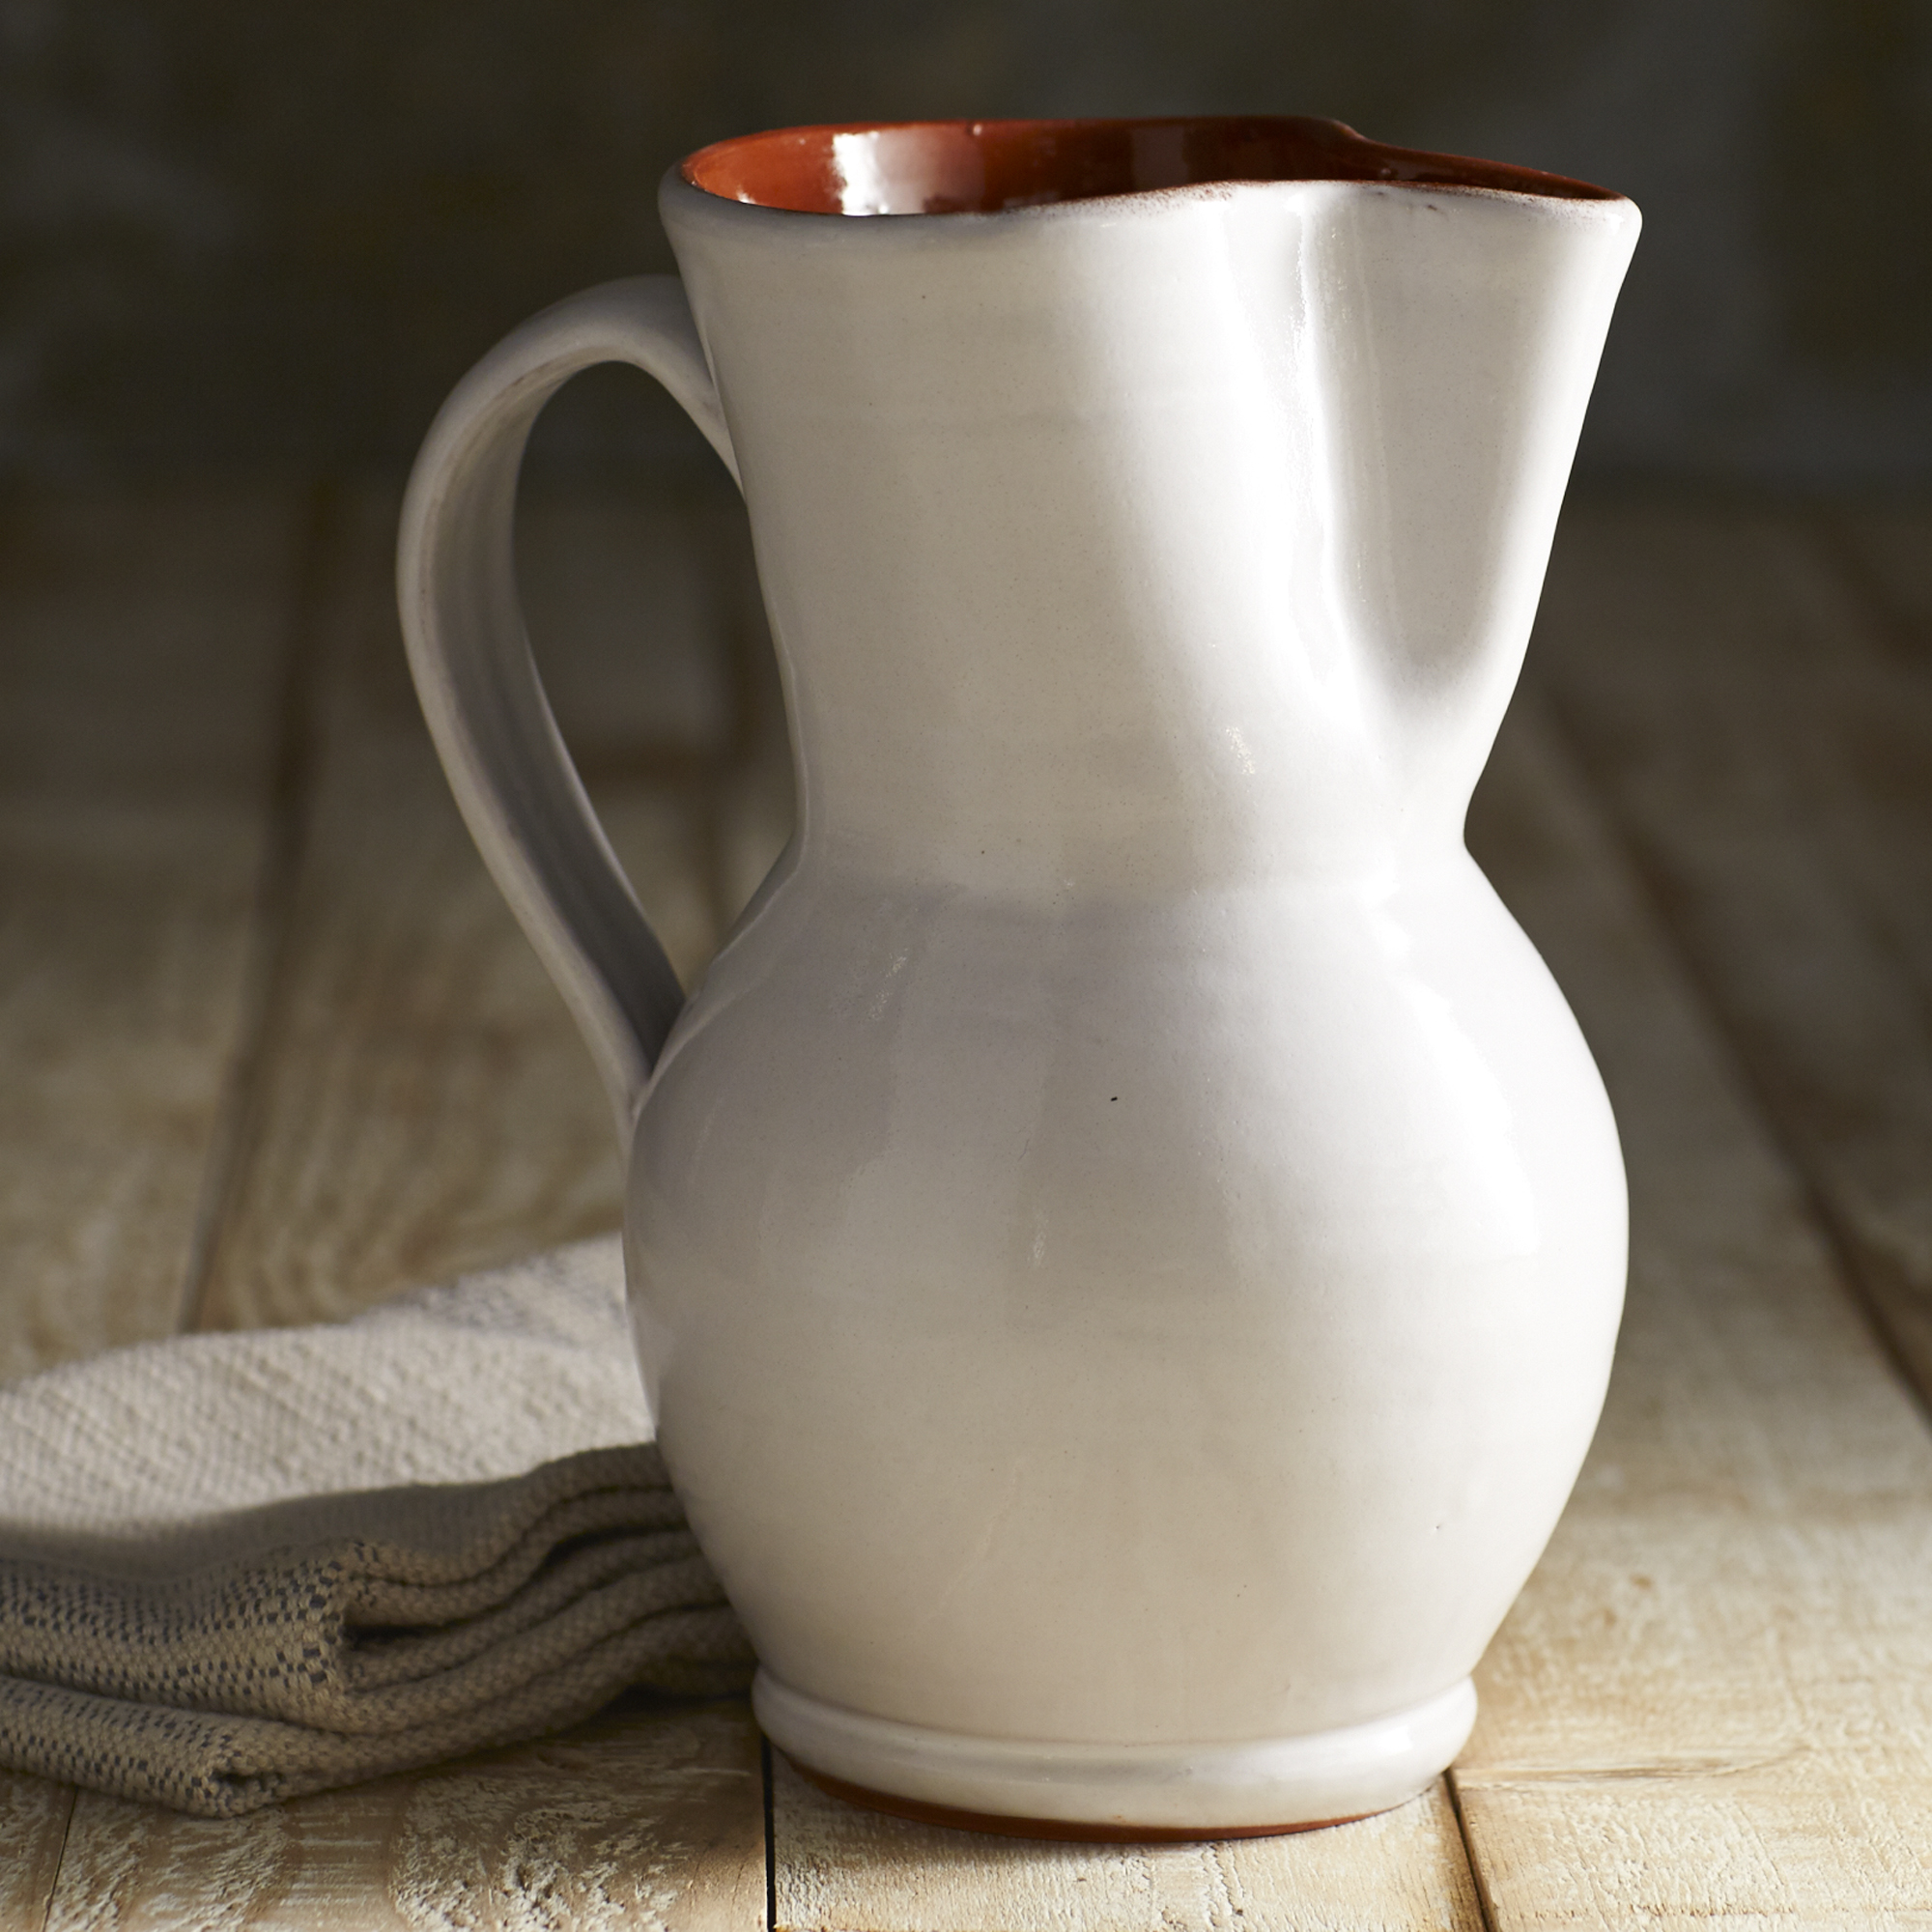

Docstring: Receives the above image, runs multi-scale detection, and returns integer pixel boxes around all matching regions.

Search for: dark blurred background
[2,0,1929,491]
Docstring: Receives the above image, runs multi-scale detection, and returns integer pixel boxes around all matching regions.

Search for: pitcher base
[753,1670,1477,1839]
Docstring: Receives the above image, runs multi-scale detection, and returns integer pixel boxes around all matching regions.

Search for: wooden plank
[0,493,300,811]
[1537,501,1932,1003]
[1454,695,1932,1924]
[0,1773,72,1931]
[193,488,738,1330]
[43,1702,764,1932]
[772,1753,1483,1932]
[0,492,303,1378]
[519,492,740,771]
[1526,501,1932,1415]
[1831,504,1932,664]
[1763,511,1932,1037]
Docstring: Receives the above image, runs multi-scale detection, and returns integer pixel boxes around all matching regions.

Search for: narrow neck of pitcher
[782,672,1476,896]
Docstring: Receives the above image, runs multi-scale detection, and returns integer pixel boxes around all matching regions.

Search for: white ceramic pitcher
[400,116,1638,1838]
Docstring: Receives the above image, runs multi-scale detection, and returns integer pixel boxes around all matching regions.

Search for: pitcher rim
[676,115,1630,223]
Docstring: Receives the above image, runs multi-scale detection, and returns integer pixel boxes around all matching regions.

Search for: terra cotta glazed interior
[681,115,1617,216]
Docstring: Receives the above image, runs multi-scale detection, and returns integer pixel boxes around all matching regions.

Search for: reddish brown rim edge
[793,1760,1378,1843]
[680,113,1623,215]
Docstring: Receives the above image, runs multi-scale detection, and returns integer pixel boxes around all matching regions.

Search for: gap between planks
[174,479,341,1336]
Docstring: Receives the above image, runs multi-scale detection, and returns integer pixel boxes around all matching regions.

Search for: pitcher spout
[1271,175,1639,826]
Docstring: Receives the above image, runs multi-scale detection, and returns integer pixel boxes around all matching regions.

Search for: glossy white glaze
[401,142,1637,1833]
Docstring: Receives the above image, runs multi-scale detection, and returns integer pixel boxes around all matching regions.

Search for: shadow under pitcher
[398,114,1638,1839]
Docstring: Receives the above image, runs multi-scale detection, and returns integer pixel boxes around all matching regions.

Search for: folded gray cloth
[0,1237,753,1815]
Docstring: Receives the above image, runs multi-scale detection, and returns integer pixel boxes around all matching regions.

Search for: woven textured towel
[0,1237,753,1816]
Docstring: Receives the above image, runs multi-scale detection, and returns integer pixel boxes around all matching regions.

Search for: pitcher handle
[398,276,741,1148]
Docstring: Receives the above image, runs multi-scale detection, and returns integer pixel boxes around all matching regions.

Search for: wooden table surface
[4,485,1932,1927]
